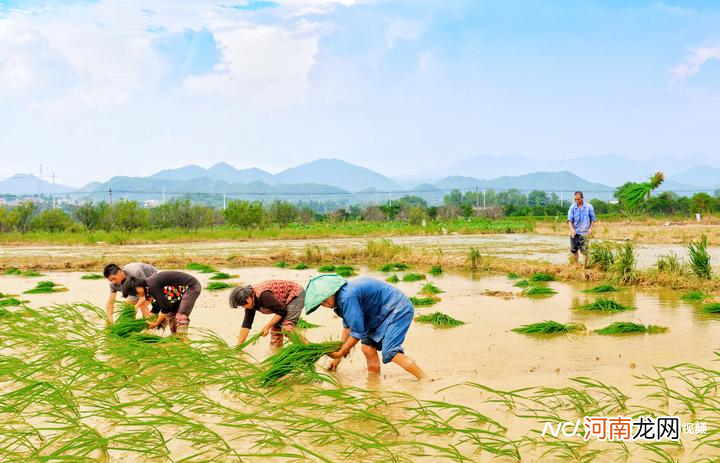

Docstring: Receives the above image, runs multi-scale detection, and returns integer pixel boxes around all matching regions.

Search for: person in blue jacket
[304,274,426,379]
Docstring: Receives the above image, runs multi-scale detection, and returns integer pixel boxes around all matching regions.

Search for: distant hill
[273,159,398,192]
[149,163,274,184]
[0,174,75,195]
[671,165,720,189]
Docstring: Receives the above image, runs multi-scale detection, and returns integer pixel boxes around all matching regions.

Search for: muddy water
[3,267,719,461]
[2,233,719,270]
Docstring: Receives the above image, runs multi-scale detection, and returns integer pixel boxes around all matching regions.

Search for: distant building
[143,199,161,208]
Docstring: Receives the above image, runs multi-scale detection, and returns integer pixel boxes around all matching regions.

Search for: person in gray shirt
[103,262,158,324]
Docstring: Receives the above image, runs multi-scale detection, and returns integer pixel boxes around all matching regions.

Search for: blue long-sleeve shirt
[333,278,411,343]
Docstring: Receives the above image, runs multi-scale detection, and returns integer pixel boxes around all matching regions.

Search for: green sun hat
[304,274,347,315]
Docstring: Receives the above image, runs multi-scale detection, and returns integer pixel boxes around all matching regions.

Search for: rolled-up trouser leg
[176,284,201,333]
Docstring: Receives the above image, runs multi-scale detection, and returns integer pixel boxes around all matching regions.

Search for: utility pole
[483,190,486,208]
[223,193,227,210]
[475,186,479,208]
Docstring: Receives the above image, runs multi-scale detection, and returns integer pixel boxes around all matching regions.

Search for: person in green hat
[304,274,426,379]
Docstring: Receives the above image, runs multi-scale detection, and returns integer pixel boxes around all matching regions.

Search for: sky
[1,0,719,187]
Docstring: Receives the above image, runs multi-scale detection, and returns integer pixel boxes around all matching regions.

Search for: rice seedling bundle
[429,265,443,276]
[529,273,555,282]
[3,267,22,275]
[317,265,356,277]
[23,280,68,294]
[0,297,24,307]
[275,260,289,268]
[576,298,635,313]
[688,234,711,280]
[610,241,637,284]
[522,286,557,296]
[513,279,530,288]
[702,303,720,313]
[582,284,620,293]
[296,319,320,329]
[618,172,664,208]
[409,296,438,307]
[380,262,409,272]
[507,272,519,279]
[257,337,342,386]
[415,312,465,327]
[594,322,668,335]
[468,248,481,271]
[512,320,585,334]
[386,274,400,283]
[106,305,147,337]
[656,252,682,274]
[587,241,618,271]
[209,272,238,280]
[80,273,104,280]
[402,273,425,282]
[186,262,218,273]
[22,270,43,277]
[680,291,706,302]
[206,281,236,291]
[420,283,443,295]
[293,262,309,270]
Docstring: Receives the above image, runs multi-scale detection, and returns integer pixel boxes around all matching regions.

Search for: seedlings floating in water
[409,296,438,307]
[513,280,530,288]
[512,320,585,334]
[507,272,520,279]
[209,272,238,280]
[81,273,104,280]
[402,273,425,282]
[522,286,557,297]
[0,297,24,307]
[420,283,443,295]
[4,267,22,275]
[576,299,635,313]
[22,270,43,277]
[582,284,620,293]
[415,312,465,327]
[317,265,356,277]
[386,274,400,284]
[429,265,443,276]
[275,261,289,268]
[380,262,409,272]
[186,262,217,273]
[529,273,555,282]
[206,282,236,291]
[702,303,720,313]
[680,291,706,301]
[293,262,309,270]
[23,281,68,294]
[594,322,668,335]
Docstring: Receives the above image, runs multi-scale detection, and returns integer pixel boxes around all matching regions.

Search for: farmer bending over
[123,270,201,336]
[229,280,306,348]
[567,191,597,267]
[103,262,158,324]
[304,274,426,380]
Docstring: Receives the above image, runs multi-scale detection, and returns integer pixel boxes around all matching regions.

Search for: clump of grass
[275,261,289,268]
[512,320,585,334]
[81,273,104,280]
[206,282,236,291]
[106,304,148,337]
[317,265,356,277]
[522,286,557,297]
[4,267,22,275]
[420,283,443,295]
[415,312,465,327]
[409,296,438,307]
[23,281,68,294]
[680,291,706,302]
[656,252,682,274]
[386,274,399,283]
[702,303,720,313]
[529,272,555,282]
[594,322,668,335]
[402,273,425,282]
[587,241,617,271]
[513,279,530,288]
[582,284,620,293]
[619,172,665,208]
[293,262,309,270]
[296,319,320,329]
[507,272,520,279]
[380,262,409,272]
[468,248,481,271]
[186,262,217,273]
[429,265,443,276]
[257,335,342,386]
[209,272,238,280]
[610,241,637,284]
[688,234,711,280]
[576,298,635,313]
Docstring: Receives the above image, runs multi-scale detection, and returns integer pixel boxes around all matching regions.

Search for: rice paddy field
[2,264,720,462]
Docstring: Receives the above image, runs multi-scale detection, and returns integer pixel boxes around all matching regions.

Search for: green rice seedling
[21,270,43,277]
[0,297,24,307]
[402,273,425,282]
[619,172,665,208]
[317,264,336,272]
[576,298,635,313]
[513,279,530,288]
[420,283,443,295]
[529,272,555,282]
[680,291,706,301]
[582,284,620,293]
[409,296,438,307]
[206,281,236,291]
[507,272,519,279]
[656,252,682,274]
[275,260,289,268]
[3,267,22,275]
[512,320,585,334]
[415,312,465,327]
[610,241,637,284]
[702,303,720,313]
[386,274,400,283]
[429,265,443,276]
[23,280,68,294]
[587,241,617,271]
[186,262,218,273]
[209,272,238,280]
[296,319,320,329]
[380,262,409,272]
[688,234,711,280]
[293,262,309,270]
[522,286,557,296]
[257,335,342,386]
[594,322,668,335]
[317,264,357,277]
[80,273,104,280]
[106,304,147,337]
[468,247,481,271]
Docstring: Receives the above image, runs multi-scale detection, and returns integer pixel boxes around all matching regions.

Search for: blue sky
[0,0,719,186]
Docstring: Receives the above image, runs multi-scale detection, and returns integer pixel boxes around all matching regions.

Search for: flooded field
[2,265,719,461]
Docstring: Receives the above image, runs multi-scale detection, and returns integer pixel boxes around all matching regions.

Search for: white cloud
[670,45,720,85]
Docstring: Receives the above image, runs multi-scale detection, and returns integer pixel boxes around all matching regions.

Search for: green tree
[690,192,714,214]
[34,209,74,233]
[406,206,427,225]
[74,201,103,231]
[223,200,264,229]
[11,201,37,234]
[268,200,298,228]
[443,189,463,206]
[0,206,17,232]
[527,190,548,207]
[112,200,148,232]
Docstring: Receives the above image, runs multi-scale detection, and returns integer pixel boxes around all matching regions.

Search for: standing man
[566,191,597,266]
[103,262,158,324]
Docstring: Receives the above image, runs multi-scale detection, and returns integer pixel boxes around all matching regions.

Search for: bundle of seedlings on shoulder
[512,320,585,334]
[209,272,238,280]
[409,296,438,307]
[23,280,68,294]
[529,273,555,282]
[257,334,342,386]
[582,284,620,293]
[429,265,443,276]
[80,273,104,280]
[507,272,520,279]
[206,281,236,291]
[317,264,356,277]
[186,262,217,273]
[576,298,635,313]
[702,303,720,313]
[106,304,148,337]
[522,286,557,297]
[420,283,443,295]
[380,262,409,272]
[688,234,711,280]
[402,273,425,282]
[513,279,530,288]
[275,260,289,268]
[386,274,400,284]
[594,322,668,335]
[618,171,664,208]
[4,267,22,275]
[680,291,706,302]
[415,312,465,328]
[293,262,309,270]
[296,319,320,329]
